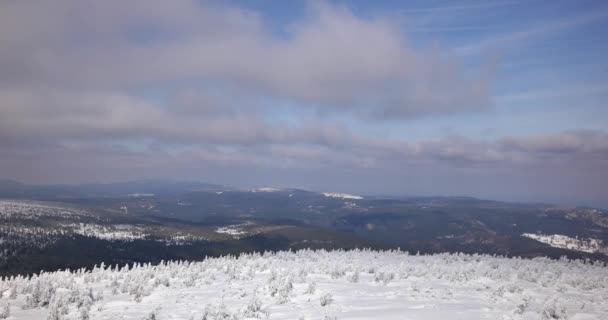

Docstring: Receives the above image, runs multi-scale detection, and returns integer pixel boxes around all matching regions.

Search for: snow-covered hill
[1,250,607,320]
[0,201,90,219]
[522,233,608,255]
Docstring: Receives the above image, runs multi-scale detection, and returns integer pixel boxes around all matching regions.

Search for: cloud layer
[0,0,492,117]
[0,0,606,207]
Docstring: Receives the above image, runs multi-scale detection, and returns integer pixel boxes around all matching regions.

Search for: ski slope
[1,250,607,319]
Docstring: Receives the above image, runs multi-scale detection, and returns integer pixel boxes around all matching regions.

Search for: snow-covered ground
[127,194,154,198]
[322,192,363,200]
[68,223,148,241]
[250,187,283,193]
[522,233,607,255]
[67,223,212,244]
[155,234,209,246]
[216,225,248,239]
[2,250,607,319]
[0,201,89,219]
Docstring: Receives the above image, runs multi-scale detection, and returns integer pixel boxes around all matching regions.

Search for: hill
[1,180,608,275]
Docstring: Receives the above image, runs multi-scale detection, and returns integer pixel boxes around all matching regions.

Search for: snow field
[0,201,89,219]
[69,224,148,241]
[1,249,607,319]
[322,193,363,200]
[522,233,607,255]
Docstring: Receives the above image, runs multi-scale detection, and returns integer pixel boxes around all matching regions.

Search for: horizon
[1,0,607,208]
[2,177,603,209]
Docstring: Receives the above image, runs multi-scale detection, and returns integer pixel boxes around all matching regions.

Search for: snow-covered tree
[0,303,9,319]
[320,293,333,307]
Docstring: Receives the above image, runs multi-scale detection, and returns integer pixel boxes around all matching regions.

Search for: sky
[0,0,607,207]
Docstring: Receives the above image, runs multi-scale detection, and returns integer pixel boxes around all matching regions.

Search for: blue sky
[0,0,607,207]
[223,0,608,143]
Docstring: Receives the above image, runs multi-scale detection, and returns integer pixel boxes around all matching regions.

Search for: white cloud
[0,1,605,206]
[0,0,491,118]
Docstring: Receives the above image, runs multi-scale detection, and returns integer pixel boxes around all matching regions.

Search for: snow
[522,233,607,255]
[156,234,209,246]
[322,192,363,200]
[342,202,368,212]
[127,194,154,198]
[67,223,211,244]
[2,250,607,319]
[251,187,282,192]
[0,201,213,248]
[215,226,247,238]
[68,223,148,241]
[343,201,357,208]
[0,200,89,219]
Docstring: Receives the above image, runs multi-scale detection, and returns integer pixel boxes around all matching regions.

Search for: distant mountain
[74,179,228,195]
[0,179,22,187]
[0,179,228,198]
[1,180,607,276]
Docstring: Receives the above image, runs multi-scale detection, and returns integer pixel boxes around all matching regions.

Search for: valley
[0,181,607,276]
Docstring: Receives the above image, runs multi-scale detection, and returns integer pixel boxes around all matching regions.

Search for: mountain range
[1,179,607,276]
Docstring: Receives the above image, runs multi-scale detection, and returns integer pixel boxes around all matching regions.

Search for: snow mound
[322,192,363,200]
[3,250,608,319]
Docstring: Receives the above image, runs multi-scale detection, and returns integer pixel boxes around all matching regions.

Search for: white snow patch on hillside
[69,223,148,241]
[215,226,247,237]
[3,250,608,319]
[522,233,607,254]
[156,234,209,246]
[323,192,363,200]
[0,200,89,219]
[251,187,282,192]
[342,201,368,212]
[127,193,154,197]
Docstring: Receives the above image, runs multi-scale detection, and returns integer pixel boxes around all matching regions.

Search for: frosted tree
[201,301,236,320]
[320,293,333,307]
[0,303,9,319]
[143,307,161,320]
[77,307,89,320]
[8,288,16,300]
[305,281,316,295]
[347,270,359,283]
[374,271,395,285]
[541,297,568,320]
[241,294,268,319]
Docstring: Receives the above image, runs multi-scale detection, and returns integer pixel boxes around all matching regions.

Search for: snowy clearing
[0,201,89,219]
[68,223,148,241]
[215,226,247,238]
[322,192,363,200]
[1,250,607,319]
[522,233,607,255]
[250,187,282,193]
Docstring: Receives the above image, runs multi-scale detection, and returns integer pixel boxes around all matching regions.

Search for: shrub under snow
[0,250,607,319]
